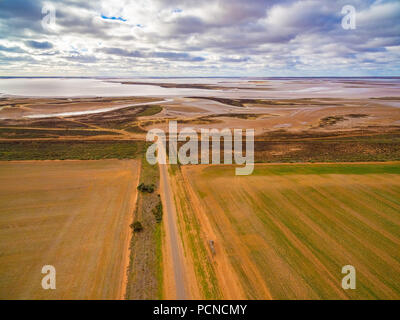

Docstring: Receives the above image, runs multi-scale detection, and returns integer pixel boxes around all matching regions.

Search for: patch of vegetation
[251,163,400,176]
[125,125,147,133]
[205,113,268,120]
[137,182,155,193]
[140,119,169,127]
[67,105,143,129]
[136,105,163,117]
[318,114,369,128]
[152,197,163,223]
[187,97,247,107]
[187,97,334,108]
[319,115,347,127]
[0,127,119,139]
[253,139,400,163]
[120,81,222,90]
[155,223,163,299]
[178,116,221,125]
[371,97,400,100]
[131,221,144,232]
[0,118,90,128]
[346,113,369,118]
[178,112,266,125]
[0,140,144,160]
[186,130,400,164]
[257,128,400,141]
[126,145,162,299]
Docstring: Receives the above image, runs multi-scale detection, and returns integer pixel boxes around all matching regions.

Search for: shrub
[137,182,155,193]
[152,199,163,223]
[131,221,143,232]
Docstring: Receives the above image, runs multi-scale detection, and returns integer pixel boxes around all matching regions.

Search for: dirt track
[158,143,188,299]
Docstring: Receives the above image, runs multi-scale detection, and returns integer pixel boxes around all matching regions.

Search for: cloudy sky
[0,0,399,77]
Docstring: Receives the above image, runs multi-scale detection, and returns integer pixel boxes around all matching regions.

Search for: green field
[183,163,400,299]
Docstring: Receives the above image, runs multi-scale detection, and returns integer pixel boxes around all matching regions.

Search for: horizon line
[1,76,400,79]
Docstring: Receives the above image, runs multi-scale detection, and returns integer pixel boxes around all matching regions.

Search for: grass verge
[125,146,163,299]
[169,164,222,299]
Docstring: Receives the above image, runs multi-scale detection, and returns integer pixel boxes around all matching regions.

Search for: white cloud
[0,0,398,76]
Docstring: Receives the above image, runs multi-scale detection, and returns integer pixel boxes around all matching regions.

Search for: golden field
[0,160,140,299]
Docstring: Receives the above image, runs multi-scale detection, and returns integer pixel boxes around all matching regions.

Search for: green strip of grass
[0,127,119,139]
[126,146,163,299]
[170,164,222,299]
[252,163,400,175]
[155,223,163,300]
[136,105,163,117]
[201,162,400,177]
[0,140,144,160]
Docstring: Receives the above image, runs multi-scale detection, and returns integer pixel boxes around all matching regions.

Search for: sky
[0,0,399,77]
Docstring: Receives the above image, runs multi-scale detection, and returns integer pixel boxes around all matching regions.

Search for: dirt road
[158,143,188,299]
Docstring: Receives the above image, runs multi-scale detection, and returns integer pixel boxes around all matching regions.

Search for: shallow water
[24,99,172,119]
[0,78,210,98]
[0,77,399,99]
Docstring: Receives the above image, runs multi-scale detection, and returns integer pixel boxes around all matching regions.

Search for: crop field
[0,160,140,299]
[180,163,400,299]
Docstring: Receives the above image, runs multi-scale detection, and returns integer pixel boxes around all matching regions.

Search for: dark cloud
[168,16,207,35]
[152,51,205,62]
[220,57,250,63]
[25,40,53,49]
[0,44,25,53]
[0,0,42,20]
[100,47,205,61]
[99,48,144,58]
[64,54,97,63]
[0,52,37,64]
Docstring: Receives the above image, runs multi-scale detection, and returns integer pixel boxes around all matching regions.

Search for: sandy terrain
[146,97,400,136]
[2,83,400,140]
[0,97,160,120]
[0,160,140,299]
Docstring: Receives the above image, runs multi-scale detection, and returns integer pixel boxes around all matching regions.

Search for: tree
[137,183,155,193]
[131,221,143,232]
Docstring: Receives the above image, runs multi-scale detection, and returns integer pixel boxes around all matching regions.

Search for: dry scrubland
[0,160,139,299]
[179,163,400,299]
